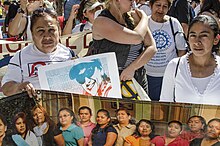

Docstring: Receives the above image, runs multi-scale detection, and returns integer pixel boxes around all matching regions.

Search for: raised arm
[92,9,148,44]
[62,4,80,35]
[8,0,28,37]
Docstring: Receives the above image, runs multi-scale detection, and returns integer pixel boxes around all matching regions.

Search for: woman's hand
[20,0,28,11]
[69,4,80,19]
[120,66,135,81]
[27,0,43,13]
[17,82,36,98]
[131,9,141,26]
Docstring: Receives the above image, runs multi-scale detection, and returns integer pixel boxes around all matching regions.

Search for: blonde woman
[90,0,157,93]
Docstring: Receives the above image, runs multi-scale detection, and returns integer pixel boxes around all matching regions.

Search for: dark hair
[91,109,112,141]
[115,107,131,116]
[187,15,220,52]
[149,0,172,8]
[78,106,92,115]
[207,118,220,125]
[200,0,220,18]
[168,120,183,131]
[133,119,155,139]
[0,113,7,126]
[187,115,207,132]
[114,107,135,125]
[30,7,60,32]
[58,107,77,125]
[13,112,28,136]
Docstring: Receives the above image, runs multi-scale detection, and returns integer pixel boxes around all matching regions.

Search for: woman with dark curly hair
[124,119,155,146]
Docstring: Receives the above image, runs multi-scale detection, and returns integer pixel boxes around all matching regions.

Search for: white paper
[38,52,121,98]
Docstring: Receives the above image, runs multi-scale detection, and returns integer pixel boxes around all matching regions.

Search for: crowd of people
[0,0,219,105]
[1,106,220,146]
[0,0,219,145]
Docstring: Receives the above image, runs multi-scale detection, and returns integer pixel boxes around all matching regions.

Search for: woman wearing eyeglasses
[58,108,84,146]
[1,8,76,98]
[31,104,65,146]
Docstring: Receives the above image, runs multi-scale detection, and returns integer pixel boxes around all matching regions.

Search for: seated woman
[31,105,65,146]
[0,114,16,146]
[58,107,84,146]
[190,118,220,146]
[62,0,104,35]
[88,109,117,146]
[160,15,220,105]
[1,8,75,98]
[180,115,206,142]
[124,119,156,146]
[12,112,38,146]
[151,120,189,146]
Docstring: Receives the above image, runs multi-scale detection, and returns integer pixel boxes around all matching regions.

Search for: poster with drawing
[38,52,121,98]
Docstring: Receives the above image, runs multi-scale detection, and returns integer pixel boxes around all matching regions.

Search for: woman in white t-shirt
[145,0,187,101]
[160,15,220,105]
[62,0,104,35]
[1,8,75,98]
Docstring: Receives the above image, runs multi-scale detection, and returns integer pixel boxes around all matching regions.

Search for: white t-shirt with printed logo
[1,43,73,89]
[145,16,187,77]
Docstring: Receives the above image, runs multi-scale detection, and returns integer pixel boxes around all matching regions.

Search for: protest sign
[38,52,121,98]
[0,90,220,138]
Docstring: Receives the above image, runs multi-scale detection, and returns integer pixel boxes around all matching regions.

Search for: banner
[0,90,220,138]
[38,53,121,98]
[0,31,92,97]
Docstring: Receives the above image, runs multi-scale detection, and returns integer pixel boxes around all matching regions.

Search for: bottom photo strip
[0,90,220,146]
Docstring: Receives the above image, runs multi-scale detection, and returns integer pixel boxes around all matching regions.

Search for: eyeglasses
[59,114,70,119]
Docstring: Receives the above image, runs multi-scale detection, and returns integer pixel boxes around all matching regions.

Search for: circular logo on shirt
[152,30,171,52]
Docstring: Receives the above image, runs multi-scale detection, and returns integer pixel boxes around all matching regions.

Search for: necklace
[149,17,165,32]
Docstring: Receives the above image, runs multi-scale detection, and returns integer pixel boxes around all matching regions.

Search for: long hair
[31,104,54,128]
[91,109,112,141]
[13,112,29,137]
[133,119,155,139]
